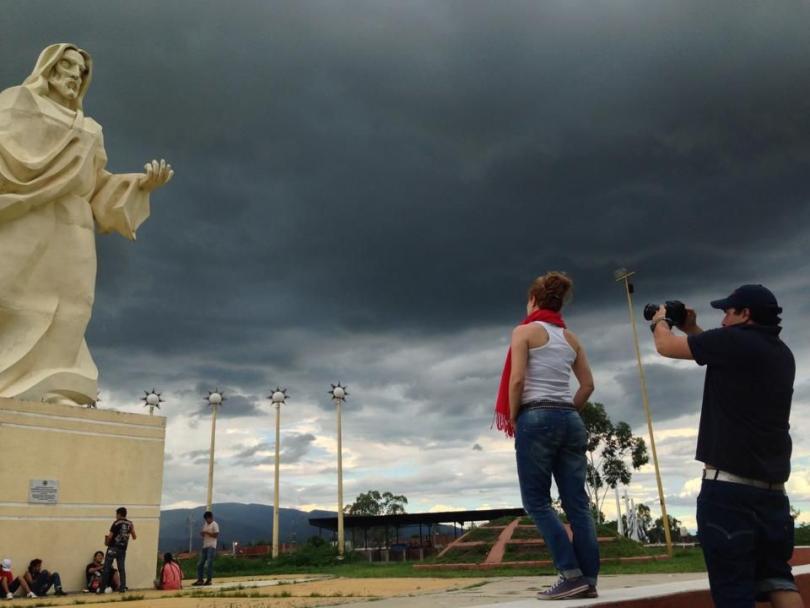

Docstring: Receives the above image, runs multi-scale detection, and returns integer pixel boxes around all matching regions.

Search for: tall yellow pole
[336,398,345,558]
[616,271,673,557]
[272,402,281,558]
[206,403,218,511]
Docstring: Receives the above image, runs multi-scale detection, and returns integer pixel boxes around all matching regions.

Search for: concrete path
[334,573,709,607]
[482,564,810,608]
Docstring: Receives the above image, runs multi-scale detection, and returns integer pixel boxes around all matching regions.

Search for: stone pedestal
[0,398,165,591]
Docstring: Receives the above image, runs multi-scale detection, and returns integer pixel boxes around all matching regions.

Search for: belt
[520,400,576,412]
[703,468,784,491]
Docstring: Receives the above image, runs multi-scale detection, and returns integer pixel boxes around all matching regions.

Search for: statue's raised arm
[0,43,174,406]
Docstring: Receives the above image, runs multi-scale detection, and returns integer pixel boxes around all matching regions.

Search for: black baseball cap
[710,284,782,313]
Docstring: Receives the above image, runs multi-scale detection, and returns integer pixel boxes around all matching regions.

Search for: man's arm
[130,523,137,541]
[652,305,696,360]
[508,326,530,425]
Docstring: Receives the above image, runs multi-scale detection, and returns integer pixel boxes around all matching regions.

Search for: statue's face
[47,49,86,104]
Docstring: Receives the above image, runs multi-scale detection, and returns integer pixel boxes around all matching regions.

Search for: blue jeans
[697,479,797,606]
[31,570,61,595]
[515,407,600,585]
[197,547,215,581]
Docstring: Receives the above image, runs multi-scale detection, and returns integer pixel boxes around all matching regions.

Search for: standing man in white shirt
[192,511,220,586]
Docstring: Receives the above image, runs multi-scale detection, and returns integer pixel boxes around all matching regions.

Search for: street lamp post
[614,269,673,557]
[142,389,164,416]
[269,387,289,559]
[329,383,348,558]
[205,389,225,512]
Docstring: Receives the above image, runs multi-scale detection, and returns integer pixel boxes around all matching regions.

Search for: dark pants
[697,479,798,606]
[197,547,215,581]
[102,548,126,590]
[31,570,61,596]
[8,571,61,596]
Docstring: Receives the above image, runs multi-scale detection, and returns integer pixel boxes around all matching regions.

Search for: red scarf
[494,308,566,438]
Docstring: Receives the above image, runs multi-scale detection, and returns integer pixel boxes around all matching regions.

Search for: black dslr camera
[643,300,687,327]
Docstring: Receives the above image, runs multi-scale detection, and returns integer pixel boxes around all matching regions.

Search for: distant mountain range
[159,503,336,552]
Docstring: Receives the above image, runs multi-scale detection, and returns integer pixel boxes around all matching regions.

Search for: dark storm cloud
[233,443,271,460]
[192,393,263,419]
[232,433,316,465]
[612,363,705,427]
[2,1,808,459]
[4,1,809,346]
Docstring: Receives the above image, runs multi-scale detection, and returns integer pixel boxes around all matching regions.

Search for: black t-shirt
[688,324,795,482]
[109,519,134,551]
[86,561,112,581]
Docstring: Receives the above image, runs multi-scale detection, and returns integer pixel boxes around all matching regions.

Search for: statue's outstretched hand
[138,159,174,193]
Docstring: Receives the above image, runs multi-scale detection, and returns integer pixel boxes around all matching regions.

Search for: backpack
[87,572,102,592]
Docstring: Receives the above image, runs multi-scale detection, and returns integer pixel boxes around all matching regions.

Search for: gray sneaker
[537,576,590,600]
[577,585,598,598]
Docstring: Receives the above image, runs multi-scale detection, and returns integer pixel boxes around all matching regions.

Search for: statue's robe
[0,85,151,404]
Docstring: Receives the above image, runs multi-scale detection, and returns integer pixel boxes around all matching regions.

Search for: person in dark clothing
[651,284,802,608]
[100,506,136,593]
[85,550,119,592]
[23,559,66,597]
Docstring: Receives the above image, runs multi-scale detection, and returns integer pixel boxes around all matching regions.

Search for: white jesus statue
[0,43,174,406]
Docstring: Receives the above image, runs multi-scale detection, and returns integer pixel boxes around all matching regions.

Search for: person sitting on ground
[154,553,183,590]
[1,558,36,599]
[23,558,66,597]
[0,558,35,600]
[85,551,119,593]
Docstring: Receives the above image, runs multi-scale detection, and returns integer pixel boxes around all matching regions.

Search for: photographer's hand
[679,308,703,336]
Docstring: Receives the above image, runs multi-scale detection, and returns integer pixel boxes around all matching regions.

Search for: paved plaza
[0,572,707,607]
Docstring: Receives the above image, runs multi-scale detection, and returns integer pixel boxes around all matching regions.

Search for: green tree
[345,490,408,515]
[580,402,649,518]
[649,514,682,543]
[344,490,408,549]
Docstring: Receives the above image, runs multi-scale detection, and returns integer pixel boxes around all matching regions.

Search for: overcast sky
[2,0,809,533]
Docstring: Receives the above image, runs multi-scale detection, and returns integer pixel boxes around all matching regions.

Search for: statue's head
[23,43,92,111]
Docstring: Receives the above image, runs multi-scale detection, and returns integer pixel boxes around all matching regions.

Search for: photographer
[650,285,801,608]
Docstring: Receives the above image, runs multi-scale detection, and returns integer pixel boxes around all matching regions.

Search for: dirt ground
[4,575,485,608]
